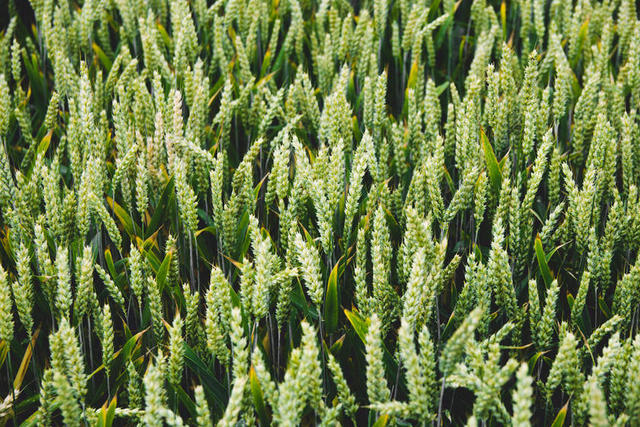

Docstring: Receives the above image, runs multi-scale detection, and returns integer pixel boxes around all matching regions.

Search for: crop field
[0,0,639,425]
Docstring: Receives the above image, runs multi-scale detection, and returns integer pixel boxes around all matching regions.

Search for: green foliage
[1,0,640,425]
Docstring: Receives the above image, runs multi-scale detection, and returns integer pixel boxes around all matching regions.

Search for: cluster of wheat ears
[0,0,640,425]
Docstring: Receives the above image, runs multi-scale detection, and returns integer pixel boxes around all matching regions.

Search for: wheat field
[0,0,639,425]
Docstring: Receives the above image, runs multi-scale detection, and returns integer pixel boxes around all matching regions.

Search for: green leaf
[434,1,460,48]
[480,129,501,193]
[106,396,117,426]
[566,292,574,310]
[107,196,137,237]
[324,261,339,334]
[170,383,197,420]
[427,0,443,21]
[147,176,175,237]
[37,130,52,158]
[249,367,268,425]
[259,49,273,79]
[441,311,457,338]
[528,350,546,372]
[551,402,568,427]
[329,334,345,354]
[95,405,106,427]
[271,33,289,73]
[22,51,46,105]
[115,329,145,362]
[196,225,217,238]
[142,247,162,272]
[372,414,389,427]
[104,249,117,281]
[156,22,172,49]
[344,309,399,384]
[183,344,228,414]
[569,19,590,69]
[0,341,7,369]
[500,1,507,40]
[597,296,611,319]
[155,250,172,292]
[93,42,113,70]
[292,278,315,320]
[98,396,117,427]
[107,329,146,383]
[344,308,368,343]
[535,236,554,288]
[435,81,450,96]
[406,61,419,90]
[13,328,38,391]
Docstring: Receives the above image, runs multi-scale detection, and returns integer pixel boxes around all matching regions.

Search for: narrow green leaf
[597,296,611,319]
[249,367,268,425]
[344,308,368,343]
[324,261,339,334]
[147,176,175,237]
[107,196,137,237]
[535,236,554,288]
[155,250,172,292]
[183,344,228,414]
[93,42,113,70]
[480,129,501,193]
[372,414,389,427]
[105,396,117,427]
[170,383,197,420]
[551,402,568,427]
